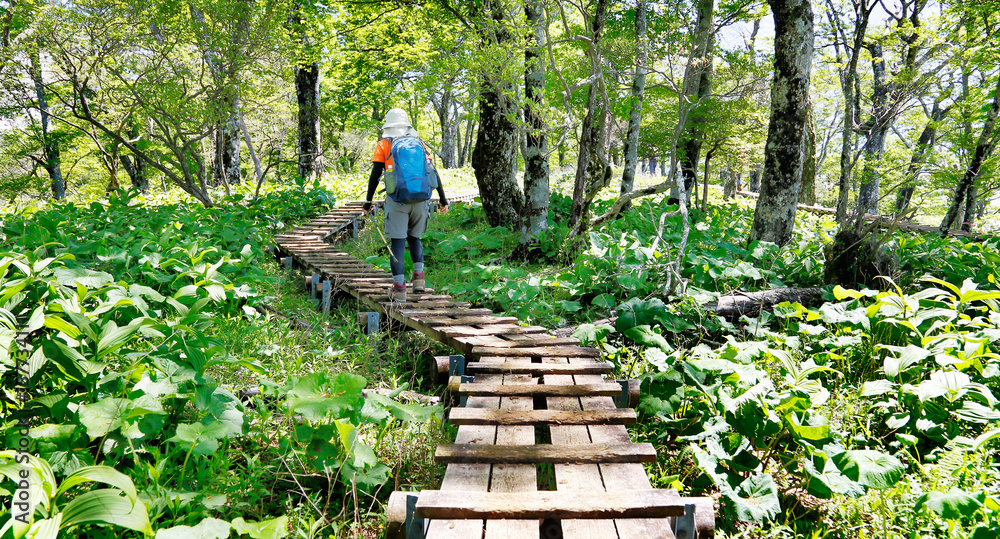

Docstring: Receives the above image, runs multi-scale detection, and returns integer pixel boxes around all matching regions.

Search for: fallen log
[708,287,824,321]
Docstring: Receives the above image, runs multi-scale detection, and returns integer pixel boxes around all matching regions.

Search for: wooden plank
[436,442,655,464]
[470,345,600,358]
[422,316,519,326]
[424,366,501,538]
[450,379,622,397]
[465,361,613,374]
[484,369,538,538]
[546,368,618,538]
[491,335,582,347]
[575,367,672,539]
[438,325,549,337]
[448,408,636,426]
[398,308,494,317]
[415,490,687,520]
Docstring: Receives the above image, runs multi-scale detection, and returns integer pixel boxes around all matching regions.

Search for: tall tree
[619,0,648,212]
[567,0,612,237]
[677,0,715,193]
[894,99,947,213]
[938,74,1000,235]
[289,1,322,181]
[28,40,64,199]
[517,0,549,255]
[749,0,815,247]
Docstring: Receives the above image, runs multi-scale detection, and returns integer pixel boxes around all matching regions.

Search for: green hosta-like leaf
[918,370,972,403]
[572,323,613,345]
[154,517,232,539]
[53,267,114,288]
[623,325,671,351]
[168,422,230,456]
[803,459,865,499]
[832,450,905,490]
[591,293,616,309]
[365,392,441,424]
[785,413,831,442]
[882,345,930,377]
[59,489,153,535]
[22,515,62,539]
[79,398,131,438]
[615,297,667,332]
[56,466,138,502]
[725,473,781,522]
[916,488,983,520]
[230,516,288,539]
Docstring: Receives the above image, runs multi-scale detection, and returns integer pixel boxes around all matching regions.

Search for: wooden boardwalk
[274,197,714,539]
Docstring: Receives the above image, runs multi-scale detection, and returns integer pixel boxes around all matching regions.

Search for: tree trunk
[895,102,944,213]
[711,287,824,321]
[748,167,760,192]
[701,147,714,210]
[939,75,1000,235]
[962,183,978,233]
[215,98,242,186]
[296,60,323,180]
[829,0,872,224]
[619,0,648,214]
[749,0,814,247]
[469,0,522,227]
[567,0,611,239]
[517,0,550,254]
[677,0,715,194]
[722,166,736,199]
[800,100,817,204]
[856,42,890,216]
[30,45,65,199]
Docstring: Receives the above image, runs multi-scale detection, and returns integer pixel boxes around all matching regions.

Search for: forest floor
[2,171,999,538]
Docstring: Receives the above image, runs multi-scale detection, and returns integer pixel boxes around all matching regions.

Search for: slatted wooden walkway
[274,197,714,539]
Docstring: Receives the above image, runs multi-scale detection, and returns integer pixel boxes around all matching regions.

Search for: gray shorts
[383,198,429,239]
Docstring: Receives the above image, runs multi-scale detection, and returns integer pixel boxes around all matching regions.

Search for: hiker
[362,108,449,303]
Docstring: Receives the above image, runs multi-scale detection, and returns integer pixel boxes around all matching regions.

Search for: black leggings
[390,236,423,276]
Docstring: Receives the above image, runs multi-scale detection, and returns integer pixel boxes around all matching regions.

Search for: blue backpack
[385,135,437,203]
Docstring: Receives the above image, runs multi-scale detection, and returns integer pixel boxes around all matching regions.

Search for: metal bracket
[448,355,466,377]
[459,374,474,407]
[351,218,359,238]
[284,256,293,270]
[321,281,331,315]
[365,312,380,335]
[404,493,427,539]
[310,273,320,298]
[670,503,697,539]
[613,380,630,409]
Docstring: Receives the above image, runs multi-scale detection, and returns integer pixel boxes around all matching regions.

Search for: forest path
[273,195,714,539]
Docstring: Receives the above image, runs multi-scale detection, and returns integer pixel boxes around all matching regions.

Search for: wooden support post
[357,312,380,335]
[614,379,642,409]
[310,273,320,298]
[322,280,331,315]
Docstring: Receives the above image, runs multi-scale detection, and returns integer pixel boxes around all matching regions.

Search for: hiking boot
[412,272,426,294]
[389,283,407,303]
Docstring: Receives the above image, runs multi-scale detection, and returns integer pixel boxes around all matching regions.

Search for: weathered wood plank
[448,408,636,426]
[546,368,619,538]
[449,378,621,397]
[436,442,655,464]
[464,361,613,374]
[421,316,520,326]
[438,325,549,337]
[415,490,687,520]
[470,345,600,358]
[484,369,538,538]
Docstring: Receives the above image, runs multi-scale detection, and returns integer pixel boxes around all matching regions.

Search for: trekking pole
[373,219,400,264]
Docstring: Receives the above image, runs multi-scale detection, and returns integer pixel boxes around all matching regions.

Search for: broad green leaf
[56,466,138,503]
[832,450,904,490]
[882,345,930,377]
[916,488,983,520]
[230,516,288,539]
[725,473,781,522]
[154,517,232,539]
[623,325,671,351]
[572,323,613,345]
[591,293,616,309]
[615,297,667,332]
[52,267,114,288]
[60,489,152,535]
[78,398,131,438]
[168,422,228,456]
